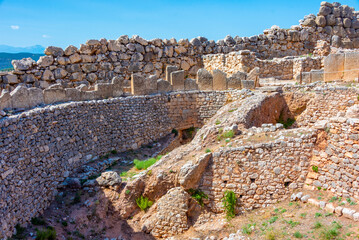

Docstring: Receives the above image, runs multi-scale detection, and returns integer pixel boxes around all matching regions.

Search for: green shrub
[188,189,208,207]
[293,231,303,238]
[268,216,278,224]
[136,195,153,211]
[11,224,26,239]
[171,129,178,136]
[110,149,117,154]
[133,155,162,170]
[222,190,237,220]
[312,165,319,172]
[277,113,295,129]
[31,217,46,226]
[36,226,56,240]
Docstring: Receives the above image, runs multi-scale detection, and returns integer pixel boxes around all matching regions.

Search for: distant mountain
[0,52,44,71]
[0,45,45,54]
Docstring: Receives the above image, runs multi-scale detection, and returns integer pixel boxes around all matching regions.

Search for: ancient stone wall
[203,51,323,80]
[0,90,238,238]
[306,118,359,200]
[1,2,359,92]
[199,129,316,213]
[324,51,359,81]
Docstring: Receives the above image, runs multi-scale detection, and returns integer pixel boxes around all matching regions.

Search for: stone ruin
[3,1,359,239]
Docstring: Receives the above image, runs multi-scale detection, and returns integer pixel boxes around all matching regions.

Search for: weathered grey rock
[95,83,113,98]
[64,45,78,56]
[37,56,54,67]
[53,68,68,79]
[133,35,148,46]
[145,75,158,94]
[171,70,185,91]
[319,6,332,16]
[197,68,213,90]
[342,208,356,219]
[69,53,82,63]
[43,88,66,104]
[166,65,178,82]
[157,79,172,93]
[326,14,336,25]
[241,80,255,89]
[12,58,35,71]
[300,195,310,203]
[0,90,11,110]
[96,171,122,187]
[212,69,227,90]
[184,78,198,90]
[62,177,81,189]
[3,74,19,84]
[45,46,64,57]
[131,74,146,95]
[316,16,327,27]
[227,71,246,89]
[179,153,212,189]
[42,70,55,81]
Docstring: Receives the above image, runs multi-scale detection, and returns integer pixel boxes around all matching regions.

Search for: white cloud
[10,25,19,30]
[42,34,51,38]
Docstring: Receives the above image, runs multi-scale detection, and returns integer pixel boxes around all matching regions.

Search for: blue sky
[1,0,359,48]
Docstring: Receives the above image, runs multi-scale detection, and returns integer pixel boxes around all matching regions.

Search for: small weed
[300,212,307,218]
[317,187,322,190]
[222,190,237,221]
[318,196,322,200]
[11,224,26,239]
[136,195,153,211]
[315,212,322,218]
[171,128,178,136]
[314,221,323,229]
[188,189,208,207]
[265,230,276,240]
[61,221,68,227]
[215,120,221,125]
[228,108,237,113]
[312,165,319,173]
[325,212,333,217]
[217,130,235,141]
[125,189,131,195]
[320,221,342,240]
[205,148,211,153]
[285,220,300,228]
[242,223,256,235]
[293,231,303,238]
[268,216,278,224]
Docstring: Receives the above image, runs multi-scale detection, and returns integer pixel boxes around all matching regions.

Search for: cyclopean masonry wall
[202,51,323,80]
[1,1,359,92]
[0,89,247,238]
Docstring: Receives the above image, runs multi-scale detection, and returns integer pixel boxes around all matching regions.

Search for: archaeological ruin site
[4,1,359,239]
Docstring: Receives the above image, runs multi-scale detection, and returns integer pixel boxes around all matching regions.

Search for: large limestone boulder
[12,58,36,71]
[196,68,213,90]
[37,56,54,67]
[178,153,212,189]
[45,46,64,57]
[96,171,122,188]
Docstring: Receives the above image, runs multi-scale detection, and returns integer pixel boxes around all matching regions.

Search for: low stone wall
[0,90,239,238]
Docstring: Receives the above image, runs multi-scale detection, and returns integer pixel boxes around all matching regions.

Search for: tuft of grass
[215,119,221,125]
[320,221,342,240]
[36,226,56,240]
[228,108,237,113]
[329,196,338,202]
[293,231,303,238]
[300,212,307,218]
[133,155,162,170]
[136,195,153,211]
[265,230,276,240]
[188,189,208,207]
[242,223,256,235]
[125,189,131,195]
[314,221,323,229]
[205,148,211,153]
[222,190,237,221]
[217,130,235,141]
[315,212,322,218]
[312,165,319,172]
[268,216,278,224]
[285,220,300,228]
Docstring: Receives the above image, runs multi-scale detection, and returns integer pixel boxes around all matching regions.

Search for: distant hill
[0,52,44,71]
[0,45,45,54]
